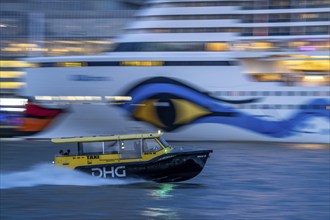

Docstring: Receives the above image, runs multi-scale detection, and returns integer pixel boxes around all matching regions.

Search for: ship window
[250,91,257,96]
[270,0,290,9]
[120,61,163,66]
[205,43,230,51]
[114,42,240,53]
[131,27,241,34]
[143,138,162,153]
[146,14,246,21]
[269,27,290,36]
[166,61,232,66]
[155,1,250,8]
[300,91,307,96]
[114,42,208,52]
[250,42,275,49]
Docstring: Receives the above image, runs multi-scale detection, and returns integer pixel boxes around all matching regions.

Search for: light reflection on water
[285,143,330,149]
[150,183,175,199]
[142,207,179,219]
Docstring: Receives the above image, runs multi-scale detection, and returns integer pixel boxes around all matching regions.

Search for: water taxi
[52,131,212,183]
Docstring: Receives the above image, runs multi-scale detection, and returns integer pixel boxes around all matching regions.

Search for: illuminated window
[34,96,102,101]
[288,41,307,48]
[105,96,132,101]
[250,42,274,49]
[0,71,25,78]
[300,13,319,19]
[254,74,282,81]
[55,62,86,67]
[0,98,27,106]
[0,82,25,89]
[0,60,36,68]
[205,43,229,51]
[284,59,330,71]
[120,61,163,66]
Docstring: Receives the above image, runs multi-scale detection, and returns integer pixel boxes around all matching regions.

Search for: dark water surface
[0,140,329,220]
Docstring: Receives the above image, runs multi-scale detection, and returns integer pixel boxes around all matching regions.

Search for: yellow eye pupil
[172,99,210,124]
[132,98,210,131]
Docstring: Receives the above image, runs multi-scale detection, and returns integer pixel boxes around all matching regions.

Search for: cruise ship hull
[20,56,330,144]
[27,103,330,143]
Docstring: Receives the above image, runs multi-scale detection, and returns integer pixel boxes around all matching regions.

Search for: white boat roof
[51,132,163,143]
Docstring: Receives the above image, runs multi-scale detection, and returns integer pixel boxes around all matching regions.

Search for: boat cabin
[52,132,172,168]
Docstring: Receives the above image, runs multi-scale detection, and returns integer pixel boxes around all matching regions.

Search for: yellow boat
[52,131,212,182]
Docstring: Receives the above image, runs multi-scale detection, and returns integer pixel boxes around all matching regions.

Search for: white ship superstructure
[20,0,330,143]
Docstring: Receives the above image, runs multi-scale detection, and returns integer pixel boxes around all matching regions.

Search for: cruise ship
[20,0,330,143]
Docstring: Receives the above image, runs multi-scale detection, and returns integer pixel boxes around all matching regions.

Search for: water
[0,140,329,220]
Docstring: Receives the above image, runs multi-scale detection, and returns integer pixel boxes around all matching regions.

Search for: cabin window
[81,141,120,155]
[143,138,163,153]
[82,142,103,154]
[104,140,119,154]
[158,136,170,148]
[119,139,142,159]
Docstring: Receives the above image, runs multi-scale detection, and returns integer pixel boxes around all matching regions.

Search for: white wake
[0,163,143,189]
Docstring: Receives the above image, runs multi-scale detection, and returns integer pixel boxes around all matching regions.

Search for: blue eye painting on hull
[115,77,330,138]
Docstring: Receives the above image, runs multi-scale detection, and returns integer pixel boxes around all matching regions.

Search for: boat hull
[75,150,212,183]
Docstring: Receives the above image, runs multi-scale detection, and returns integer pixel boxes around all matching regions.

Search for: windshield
[158,136,170,148]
